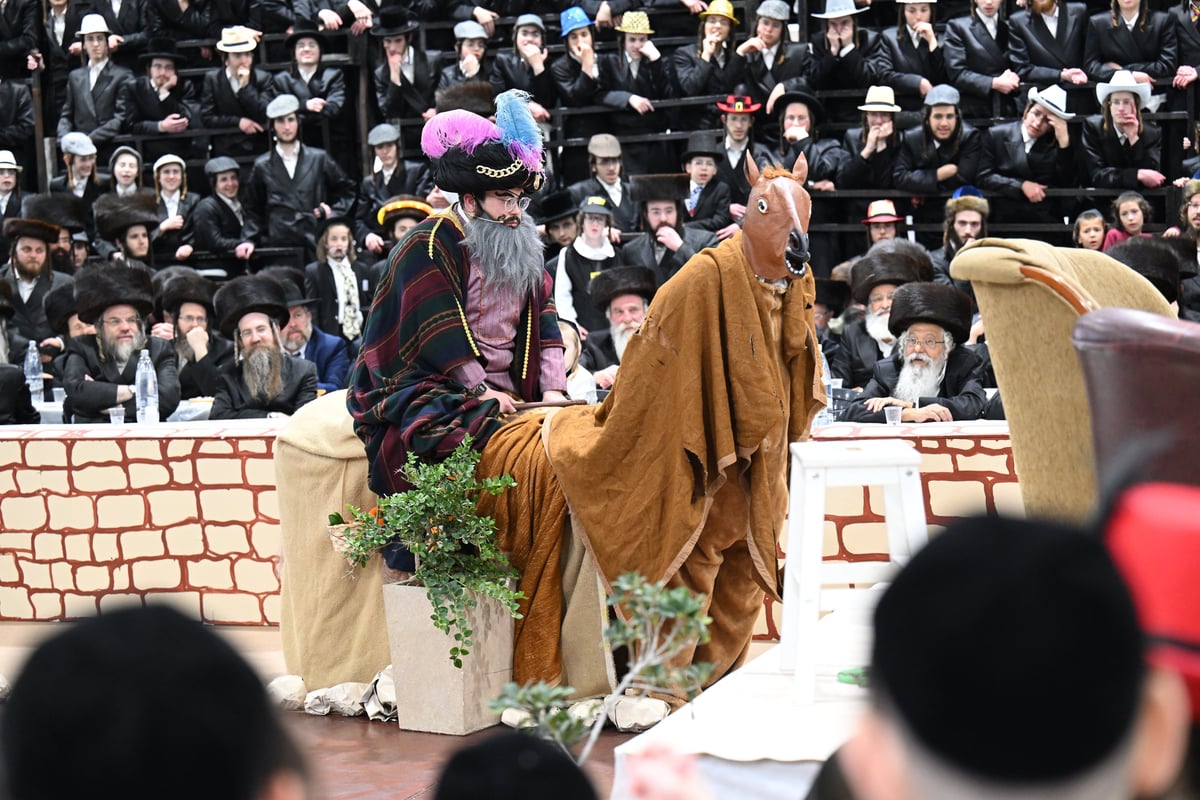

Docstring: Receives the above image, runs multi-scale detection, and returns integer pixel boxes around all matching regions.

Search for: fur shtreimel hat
[161,271,217,318]
[1106,238,1184,304]
[2,217,61,245]
[944,194,989,220]
[435,81,495,117]
[215,274,290,339]
[886,281,972,344]
[850,239,933,305]
[873,515,1144,784]
[589,266,656,311]
[815,277,850,314]
[423,89,543,195]
[22,192,90,233]
[74,263,155,324]
[93,190,160,242]
[630,173,690,205]
[42,281,77,335]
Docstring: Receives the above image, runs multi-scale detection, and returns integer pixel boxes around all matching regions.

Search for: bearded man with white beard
[842,282,986,423]
[832,237,931,389]
[579,266,655,390]
[62,263,180,423]
[209,275,318,420]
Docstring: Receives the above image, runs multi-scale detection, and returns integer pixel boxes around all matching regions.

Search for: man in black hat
[121,37,198,164]
[837,514,1190,800]
[714,93,776,223]
[22,193,89,274]
[372,7,436,152]
[303,217,375,348]
[264,266,351,394]
[61,262,180,423]
[353,122,432,259]
[536,189,579,266]
[814,276,849,361]
[93,190,159,263]
[579,265,655,390]
[831,238,931,389]
[842,281,985,423]
[152,271,234,399]
[210,273,318,420]
[622,173,718,287]
[200,25,274,160]
[192,156,254,278]
[243,93,356,263]
[273,28,346,159]
[0,278,39,421]
[680,131,732,235]
[2,214,72,368]
[41,279,93,389]
[348,89,568,500]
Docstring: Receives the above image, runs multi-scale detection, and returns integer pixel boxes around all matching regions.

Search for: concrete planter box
[382,582,514,735]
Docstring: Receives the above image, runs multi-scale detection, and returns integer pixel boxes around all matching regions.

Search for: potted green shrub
[332,438,525,735]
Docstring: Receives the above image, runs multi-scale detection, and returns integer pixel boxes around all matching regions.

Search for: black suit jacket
[567,176,638,236]
[209,353,318,419]
[151,193,200,261]
[716,141,777,205]
[869,28,948,109]
[0,190,22,256]
[89,0,147,68]
[598,50,673,137]
[0,0,38,79]
[0,365,39,423]
[273,66,347,143]
[201,67,275,158]
[671,45,737,131]
[1170,6,1200,72]
[1081,115,1161,188]
[619,226,718,287]
[243,145,356,253]
[1084,10,1177,83]
[685,180,732,233]
[353,164,433,247]
[373,54,437,135]
[841,346,987,422]
[122,74,198,135]
[2,267,73,364]
[895,124,983,195]
[178,333,235,399]
[490,51,558,109]
[303,258,377,341]
[979,120,1077,198]
[730,43,809,145]
[839,127,903,190]
[146,0,209,40]
[944,16,1013,116]
[62,334,180,422]
[1009,3,1089,88]
[831,316,887,390]
[192,195,249,265]
[806,29,877,123]
[0,80,36,153]
[58,61,133,145]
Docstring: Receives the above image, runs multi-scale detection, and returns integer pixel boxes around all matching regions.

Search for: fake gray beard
[894,351,948,405]
[462,209,546,296]
[243,344,284,402]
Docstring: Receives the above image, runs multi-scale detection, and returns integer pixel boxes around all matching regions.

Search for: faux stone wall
[0,421,286,625]
[2,419,1018,640]
[754,421,1022,641]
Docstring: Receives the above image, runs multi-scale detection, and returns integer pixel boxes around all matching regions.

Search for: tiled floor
[0,622,631,799]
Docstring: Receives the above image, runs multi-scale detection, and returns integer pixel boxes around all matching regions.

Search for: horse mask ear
[744,154,760,186]
[792,152,808,186]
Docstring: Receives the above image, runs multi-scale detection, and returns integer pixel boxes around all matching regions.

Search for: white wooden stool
[777,439,927,703]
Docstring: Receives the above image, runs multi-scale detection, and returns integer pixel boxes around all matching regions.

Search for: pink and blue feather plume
[494,90,544,172]
[420,109,500,160]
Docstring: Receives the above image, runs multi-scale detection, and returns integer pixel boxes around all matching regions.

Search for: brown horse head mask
[741,153,811,281]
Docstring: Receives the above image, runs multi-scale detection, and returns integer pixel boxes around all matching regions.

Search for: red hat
[861,199,903,224]
[1105,482,1200,722]
[717,95,761,114]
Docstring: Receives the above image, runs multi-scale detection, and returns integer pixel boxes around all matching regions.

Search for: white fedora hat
[813,0,867,19]
[1096,70,1151,109]
[0,150,21,171]
[76,13,112,37]
[1028,84,1074,120]
[858,85,902,113]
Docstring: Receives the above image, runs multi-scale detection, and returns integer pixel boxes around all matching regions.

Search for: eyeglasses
[868,292,895,306]
[904,337,945,349]
[102,315,141,327]
[178,315,207,325]
[497,194,532,213]
[1187,202,1200,211]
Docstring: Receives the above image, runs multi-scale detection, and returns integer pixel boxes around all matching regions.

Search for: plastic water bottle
[24,341,43,403]
[813,349,835,428]
[135,349,158,423]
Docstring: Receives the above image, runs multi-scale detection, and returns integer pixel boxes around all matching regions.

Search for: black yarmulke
[872,515,1145,783]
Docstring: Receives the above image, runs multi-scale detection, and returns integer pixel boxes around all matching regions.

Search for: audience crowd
[4,0,1200,424]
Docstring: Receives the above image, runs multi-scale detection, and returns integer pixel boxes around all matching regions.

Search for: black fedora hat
[139,37,186,66]
[538,190,578,225]
[680,131,723,165]
[284,27,328,55]
[371,6,418,37]
[773,89,824,131]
